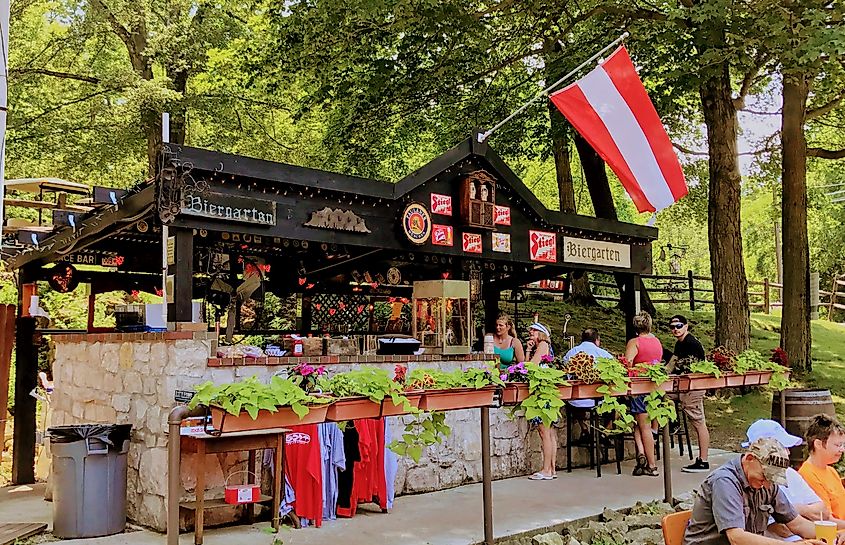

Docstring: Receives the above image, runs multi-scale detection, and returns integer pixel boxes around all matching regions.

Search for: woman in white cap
[526,322,557,480]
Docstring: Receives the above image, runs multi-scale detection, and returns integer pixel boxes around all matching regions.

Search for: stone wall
[50,333,590,531]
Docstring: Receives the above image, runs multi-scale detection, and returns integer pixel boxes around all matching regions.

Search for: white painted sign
[562,237,631,268]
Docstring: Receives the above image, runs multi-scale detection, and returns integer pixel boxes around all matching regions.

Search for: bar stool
[565,403,622,477]
[669,400,694,460]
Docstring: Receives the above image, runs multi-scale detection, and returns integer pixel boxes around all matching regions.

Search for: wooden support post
[168,228,194,323]
[482,281,499,337]
[0,305,15,463]
[12,316,37,484]
[87,292,95,331]
[763,278,770,315]
[687,270,695,312]
[827,275,837,321]
[480,407,493,545]
[621,274,637,340]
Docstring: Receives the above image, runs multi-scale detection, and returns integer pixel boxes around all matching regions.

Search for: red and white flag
[550,46,687,213]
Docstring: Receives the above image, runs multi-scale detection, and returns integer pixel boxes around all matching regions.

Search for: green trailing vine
[644,391,677,427]
[594,357,633,434]
[389,412,451,463]
[595,395,635,434]
[317,366,415,412]
[516,362,568,427]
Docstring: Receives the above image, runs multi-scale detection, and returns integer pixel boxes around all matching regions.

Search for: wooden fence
[823,273,845,320]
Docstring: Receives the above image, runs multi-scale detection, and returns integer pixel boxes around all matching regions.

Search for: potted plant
[629,362,674,395]
[411,365,502,411]
[508,361,569,427]
[676,360,726,391]
[500,361,530,404]
[318,367,419,421]
[188,375,333,433]
[286,361,327,393]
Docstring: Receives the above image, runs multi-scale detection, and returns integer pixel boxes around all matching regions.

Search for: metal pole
[477,32,629,143]
[161,113,170,329]
[480,407,493,545]
[779,390,786,427]
[662,425,672,504]
[0,0,11,251]
[167,405,204,545]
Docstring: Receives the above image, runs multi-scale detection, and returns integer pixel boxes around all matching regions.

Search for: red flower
[393,364,407,383]
[771,347,789,367]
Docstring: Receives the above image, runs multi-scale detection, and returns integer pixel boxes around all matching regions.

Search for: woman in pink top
[624,311,664,477]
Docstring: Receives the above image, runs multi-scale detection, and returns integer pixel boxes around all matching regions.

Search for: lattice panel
[309,294,370,333]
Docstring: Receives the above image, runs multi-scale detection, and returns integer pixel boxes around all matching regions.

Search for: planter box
[501,383,530,405]
[558,384,573,400]
[325,397,381,422]
[627,377,673,395]
[676,373,728,392]
[381,392,423,417]
[209,403,330,433]
[418,387,496,411]
[742,370,774,386]
[570,381,627,400]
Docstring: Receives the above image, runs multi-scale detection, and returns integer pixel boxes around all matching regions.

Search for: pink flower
[500,374,508,381]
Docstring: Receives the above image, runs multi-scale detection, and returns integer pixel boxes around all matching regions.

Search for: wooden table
[180,428,288,545]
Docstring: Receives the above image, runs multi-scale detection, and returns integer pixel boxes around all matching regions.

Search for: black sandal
[633,454,647,476]
[643,466,659,477]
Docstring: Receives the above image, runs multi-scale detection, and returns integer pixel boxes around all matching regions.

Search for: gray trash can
[48,424,131,538]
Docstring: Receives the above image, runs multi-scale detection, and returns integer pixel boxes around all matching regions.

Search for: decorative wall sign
[402,203,432,244]
[460,171,496,229]
[430,193,453,216]
[181,191,276,226]
[529,230,557,263]
[492,232,511,253]
[493,205,511,226]
[432,224,454,246]
[462,232,482,254]
[48,263,79,293]
[59,252,123,267]
[304,207,372,233]
[562,236,631,268]
[387,267,402,285]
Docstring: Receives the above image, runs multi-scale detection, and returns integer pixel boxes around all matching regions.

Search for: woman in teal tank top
[492,314,525,370]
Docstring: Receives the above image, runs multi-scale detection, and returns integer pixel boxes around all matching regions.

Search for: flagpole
[477,32,629,143]
[0,0,10,252]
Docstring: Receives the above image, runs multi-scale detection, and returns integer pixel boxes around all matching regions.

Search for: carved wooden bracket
[304,207,372,233]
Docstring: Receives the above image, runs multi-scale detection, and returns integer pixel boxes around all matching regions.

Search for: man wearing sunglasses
[667,314,711,473]
[684,437,834,545]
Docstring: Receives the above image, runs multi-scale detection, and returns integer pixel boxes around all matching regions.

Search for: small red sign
[529,230,557,262]
[430,193,453,216]
[432,224,454,246]
[494,205,511,226]
[462,233,482,254]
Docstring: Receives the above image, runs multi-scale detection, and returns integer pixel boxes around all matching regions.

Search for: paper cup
[815,520,837,544]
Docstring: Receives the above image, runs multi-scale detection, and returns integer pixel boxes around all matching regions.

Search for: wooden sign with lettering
[181,191,276,226]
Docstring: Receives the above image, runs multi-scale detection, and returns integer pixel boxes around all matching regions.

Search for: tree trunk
[699,64,750,352]
[780,72,812,374]
[545,42,595,305]
[572,133,657,317]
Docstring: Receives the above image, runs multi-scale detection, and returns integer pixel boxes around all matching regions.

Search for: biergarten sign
[181,192,277,226]
[562,236,631,268]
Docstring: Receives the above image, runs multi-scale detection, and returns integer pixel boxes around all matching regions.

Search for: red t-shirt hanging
[283,424,323,527]
[352,418,387,511]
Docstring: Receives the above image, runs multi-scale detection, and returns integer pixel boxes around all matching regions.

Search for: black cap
[669,314,688,325]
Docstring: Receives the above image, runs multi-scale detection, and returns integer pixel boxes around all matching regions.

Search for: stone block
[123,372,142,394]
[139,448,168,495]
[150,343,167,367]
[135,342,151,364]
[138,494,166,532]
[95,405,117,422]
[624,527,664,545]
[404,466,439,492]
[603,507,625,522]
[146,406,163,434]
[142,377,157,395]
[83,403,98,421]
[624,513,662,529]
[113,395,131,413]
[119,342,134,370]
[71,402,85,419]
[134,398,149,422]
[532,532,564,545]
[101,343,119,373]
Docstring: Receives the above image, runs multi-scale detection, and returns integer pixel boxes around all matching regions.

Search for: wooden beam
[12,317,37,484]
[168,228,194,322]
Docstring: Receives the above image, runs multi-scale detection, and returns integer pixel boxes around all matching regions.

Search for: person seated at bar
[525,322,557,480]
[564,327,613,443]
[740,419,832,541]
[491,313,525,371]
[683,437,828,545]
[624,311,662,477]
[799,414,845,523]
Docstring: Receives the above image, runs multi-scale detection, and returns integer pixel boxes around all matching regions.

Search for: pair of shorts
[626,395,647,415]
[678,391,706,423]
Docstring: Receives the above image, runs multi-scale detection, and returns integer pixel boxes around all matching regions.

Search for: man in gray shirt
[683,437,829,545]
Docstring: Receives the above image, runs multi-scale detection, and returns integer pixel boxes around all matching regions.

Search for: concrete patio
[0,448,734,545]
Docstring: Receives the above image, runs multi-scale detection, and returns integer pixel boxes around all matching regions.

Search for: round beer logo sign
[402,202,431,244]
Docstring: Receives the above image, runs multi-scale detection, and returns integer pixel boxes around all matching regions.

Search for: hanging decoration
[432,225,454,247]
[401,203,432,244]
[430,193,453,216]
[529,230,557,263]
[303,207,371,233]
[462,233,482,254]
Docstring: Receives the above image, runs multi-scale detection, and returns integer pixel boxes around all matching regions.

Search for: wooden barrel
[771,388,836,468]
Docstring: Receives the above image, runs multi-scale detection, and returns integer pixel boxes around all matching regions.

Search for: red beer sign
[462,233,482,254]
[432,224,454,246]
[430,193,453,216]
[529,230,556,262]
[493,205,511,226]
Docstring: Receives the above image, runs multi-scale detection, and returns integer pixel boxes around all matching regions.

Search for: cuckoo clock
[460,171,496,229]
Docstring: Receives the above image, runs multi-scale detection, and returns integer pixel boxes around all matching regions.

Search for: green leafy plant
[644,391,677,427]
[462,363,506,389]
[635,362,670,386]
[318,367,413,410]
[516,362,568,427]
[732,349,769,374]
[690,360,723,378]
[595,357,629,396]
[595,395,635,434]
[389,412,451,463]
[188,375,330,420]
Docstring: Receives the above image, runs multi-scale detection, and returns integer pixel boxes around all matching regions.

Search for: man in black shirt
[668,314,711,473]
